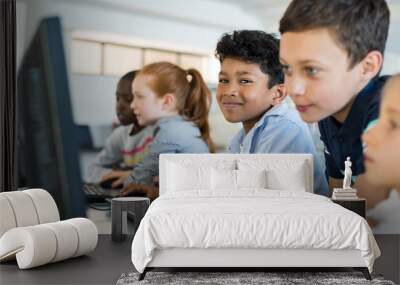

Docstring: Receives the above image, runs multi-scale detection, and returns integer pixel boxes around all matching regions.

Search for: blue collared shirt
[228,101,329,196]
[124,115,210,186]
[318,76,388,181]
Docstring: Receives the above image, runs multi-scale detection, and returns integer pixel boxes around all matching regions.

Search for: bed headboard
[159,154,314,195]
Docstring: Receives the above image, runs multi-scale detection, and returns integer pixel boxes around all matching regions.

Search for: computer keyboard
[83,183,121,202]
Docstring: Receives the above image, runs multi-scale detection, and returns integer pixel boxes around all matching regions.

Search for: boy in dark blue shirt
[279,0,390,207]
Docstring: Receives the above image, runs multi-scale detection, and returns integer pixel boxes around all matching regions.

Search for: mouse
[99,177,123,189]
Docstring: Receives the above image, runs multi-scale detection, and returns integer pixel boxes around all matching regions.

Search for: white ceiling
[210,0,400,54]
[209,0,290,17]
[207,0,291,32]
[210,0,289,10]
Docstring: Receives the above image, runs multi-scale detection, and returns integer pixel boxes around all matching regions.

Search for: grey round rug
[116,271,395,285]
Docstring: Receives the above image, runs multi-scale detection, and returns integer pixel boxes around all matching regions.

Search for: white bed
[131,154,380,280]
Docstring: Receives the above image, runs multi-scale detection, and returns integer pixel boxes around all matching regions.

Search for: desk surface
[0,235,133,285]
[1,235,398,285]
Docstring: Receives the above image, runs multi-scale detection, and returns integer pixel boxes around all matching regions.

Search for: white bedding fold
[131,190,380,273]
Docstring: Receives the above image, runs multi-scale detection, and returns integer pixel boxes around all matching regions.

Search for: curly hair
[120,70,138,82]
[215,30,283,89]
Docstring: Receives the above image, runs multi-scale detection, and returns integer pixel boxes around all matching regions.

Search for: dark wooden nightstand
[332,198,366,218]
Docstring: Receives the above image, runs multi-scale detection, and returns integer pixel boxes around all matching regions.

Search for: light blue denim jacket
[124,115,209,186]
[228,101,329,196]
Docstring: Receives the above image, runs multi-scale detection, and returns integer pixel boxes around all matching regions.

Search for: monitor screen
[17,17,86,219]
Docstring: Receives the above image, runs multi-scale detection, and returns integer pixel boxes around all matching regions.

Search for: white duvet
[131,190,380,273]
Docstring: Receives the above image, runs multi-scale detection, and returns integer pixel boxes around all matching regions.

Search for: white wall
[382,1,400,75]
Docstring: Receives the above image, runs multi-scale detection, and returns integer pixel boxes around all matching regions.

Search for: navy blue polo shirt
[318,76,388,181]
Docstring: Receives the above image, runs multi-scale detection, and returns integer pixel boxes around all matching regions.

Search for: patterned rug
[116,271,396,285]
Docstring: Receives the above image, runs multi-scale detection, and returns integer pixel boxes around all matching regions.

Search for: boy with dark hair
[215,30,328,196]
[279,0,390,204]
[87,70,154,187]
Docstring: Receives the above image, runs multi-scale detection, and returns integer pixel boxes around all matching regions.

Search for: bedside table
[111,197,150,242]
[332,198,366,218]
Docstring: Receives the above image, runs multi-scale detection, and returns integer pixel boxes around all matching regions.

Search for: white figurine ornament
[332,157,358,200]
[343,157,352,189]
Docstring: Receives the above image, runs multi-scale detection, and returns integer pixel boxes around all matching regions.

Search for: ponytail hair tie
[186,72,193,83]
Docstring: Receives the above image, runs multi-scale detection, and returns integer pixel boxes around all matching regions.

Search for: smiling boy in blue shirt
[215,30,328,196]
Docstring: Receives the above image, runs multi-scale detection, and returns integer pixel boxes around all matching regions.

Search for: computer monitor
[17,17,86,219]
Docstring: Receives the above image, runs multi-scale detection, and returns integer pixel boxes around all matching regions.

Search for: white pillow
[211,169,268,190]
[267,163,307,191]
[238,159,309,192]
[237,169,267,189]
[212,168,237,190]
[167,162,211,192]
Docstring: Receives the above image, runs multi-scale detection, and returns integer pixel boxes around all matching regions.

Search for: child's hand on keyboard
[119,183,159,201]
[100,170,130,188]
